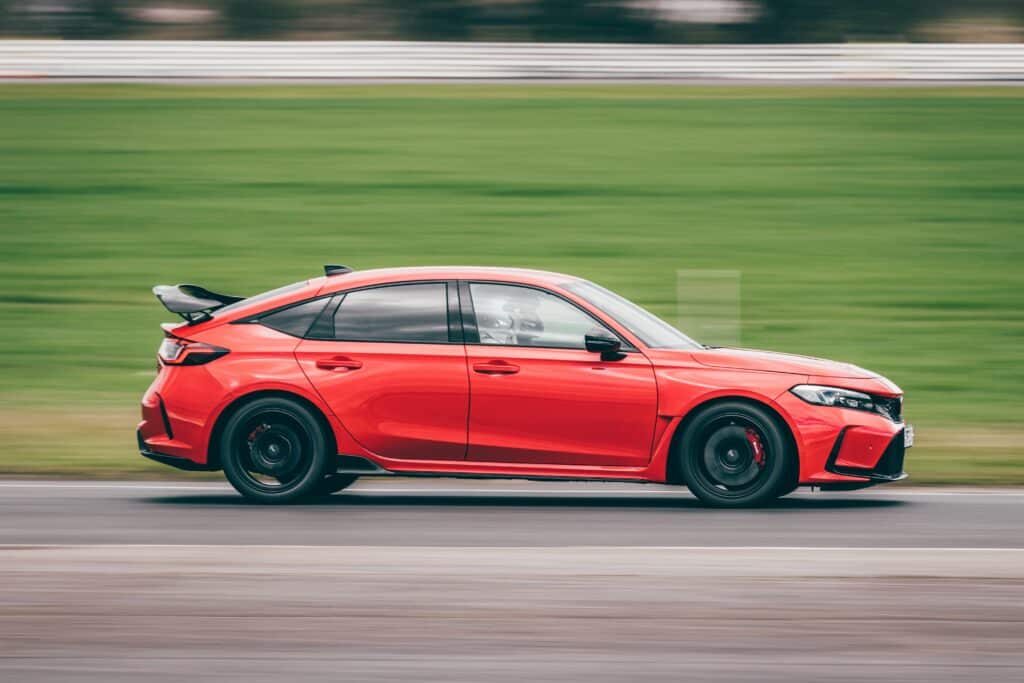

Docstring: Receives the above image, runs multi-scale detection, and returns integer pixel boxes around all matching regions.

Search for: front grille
[873,395,902,422]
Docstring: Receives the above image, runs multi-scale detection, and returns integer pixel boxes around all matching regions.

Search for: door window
[332,283,449,343]
[469,283,612,349]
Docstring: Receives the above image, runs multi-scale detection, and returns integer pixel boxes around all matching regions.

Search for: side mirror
[585,329,625,361]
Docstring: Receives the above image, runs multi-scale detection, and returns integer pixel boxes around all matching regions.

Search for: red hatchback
[139,266,911,506]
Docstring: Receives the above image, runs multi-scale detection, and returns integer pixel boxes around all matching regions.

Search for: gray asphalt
[2,480,1023,682]
[0,479,1022,547]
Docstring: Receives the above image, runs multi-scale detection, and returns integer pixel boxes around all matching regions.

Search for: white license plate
[904,424,915,448]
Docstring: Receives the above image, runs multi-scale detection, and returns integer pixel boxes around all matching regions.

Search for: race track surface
[2,480,1023,682]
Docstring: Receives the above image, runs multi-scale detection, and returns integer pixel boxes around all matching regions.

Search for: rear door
[463,281,658,467]
[295,281,469,461]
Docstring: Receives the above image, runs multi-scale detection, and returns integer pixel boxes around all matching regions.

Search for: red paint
[295,340,469,461]
[139,267,908,488]
[465,345,657,467]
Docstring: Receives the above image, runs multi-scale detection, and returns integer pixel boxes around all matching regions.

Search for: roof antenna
[324,265,354,276]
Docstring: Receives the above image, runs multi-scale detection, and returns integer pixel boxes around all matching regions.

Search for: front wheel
[220,397,332,504]
[313,473,359,497]
[675,401,793,508]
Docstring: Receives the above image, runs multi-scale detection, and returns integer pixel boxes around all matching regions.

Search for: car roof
[317,266,581,295]
[182,267,575,325]
[179,266,584,333]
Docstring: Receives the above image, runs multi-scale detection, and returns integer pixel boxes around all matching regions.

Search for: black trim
[138,430,217,471]
[378,471,650,484]
[157,394,174,440]
[446,280,464,343]
[329,458,651,484]
[324,264,353,276]
[458,280,479,344]
[309,294,344,340]
[816,481,879,492]
[825,427,908,482]
[335,455,391,474]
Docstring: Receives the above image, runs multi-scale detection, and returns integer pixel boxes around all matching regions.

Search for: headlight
[790,384,875,412]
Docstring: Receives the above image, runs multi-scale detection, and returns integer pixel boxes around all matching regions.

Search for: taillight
[158,336,229,366]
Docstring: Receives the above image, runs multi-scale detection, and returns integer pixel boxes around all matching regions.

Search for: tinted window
[333,283,449,343]
[469,283,611,349]
[259,298,330,338]
[213,280,308,318]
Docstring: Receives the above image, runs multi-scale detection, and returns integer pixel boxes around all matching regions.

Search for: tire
[313,473,359,497]
[776,480,801,498]
[675,401,794,508]
[220,397,332,504]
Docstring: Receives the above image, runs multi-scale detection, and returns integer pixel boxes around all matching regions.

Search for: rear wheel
[220,397,331,504]
[675,401,793,508]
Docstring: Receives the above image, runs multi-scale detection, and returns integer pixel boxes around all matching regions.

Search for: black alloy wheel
[221,397,331,503]
[676,401,793,507]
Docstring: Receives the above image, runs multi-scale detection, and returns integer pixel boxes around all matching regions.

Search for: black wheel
[313,473,359,497]
[220,397,332,504]
[675,401,793,508]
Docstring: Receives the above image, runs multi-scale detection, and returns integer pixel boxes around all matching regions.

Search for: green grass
[0,84,1022,482]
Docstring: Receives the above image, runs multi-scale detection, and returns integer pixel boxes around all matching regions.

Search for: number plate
[904,424,915,448]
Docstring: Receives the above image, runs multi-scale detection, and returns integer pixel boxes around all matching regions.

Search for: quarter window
[332,283,449,343]
[258,298,330,338]
[469,283,613,349]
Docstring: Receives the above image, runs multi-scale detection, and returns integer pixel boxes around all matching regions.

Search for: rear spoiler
[153,284,244,324]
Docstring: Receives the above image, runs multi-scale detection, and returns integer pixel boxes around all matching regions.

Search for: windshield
[563,280,703,350]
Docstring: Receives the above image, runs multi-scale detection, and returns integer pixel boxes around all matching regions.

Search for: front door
[463,282,657,467]
[295,281,468,461]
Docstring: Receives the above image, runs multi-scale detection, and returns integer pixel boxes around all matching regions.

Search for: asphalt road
[2,480,1023,682]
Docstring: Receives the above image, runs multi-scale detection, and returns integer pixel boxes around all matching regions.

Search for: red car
[139,266,911,506]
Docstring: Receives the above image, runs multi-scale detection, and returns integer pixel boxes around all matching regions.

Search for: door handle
[473,360,520,375]
[316,357,363,371]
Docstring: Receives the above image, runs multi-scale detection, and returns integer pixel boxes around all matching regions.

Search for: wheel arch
[206,389,338,470]
[664,395,799,488]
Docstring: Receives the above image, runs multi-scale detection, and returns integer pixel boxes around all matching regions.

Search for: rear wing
[153,284,244,324]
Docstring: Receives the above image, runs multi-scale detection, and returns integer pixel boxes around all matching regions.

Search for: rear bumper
[137,429,218,472]
[138,364,223,466]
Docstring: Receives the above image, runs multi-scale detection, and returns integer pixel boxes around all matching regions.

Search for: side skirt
[334,454,658,484]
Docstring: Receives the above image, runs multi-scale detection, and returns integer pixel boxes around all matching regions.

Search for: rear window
[213,280,309,318]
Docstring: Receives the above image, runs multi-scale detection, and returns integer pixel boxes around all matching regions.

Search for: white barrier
[2,41,1024,81]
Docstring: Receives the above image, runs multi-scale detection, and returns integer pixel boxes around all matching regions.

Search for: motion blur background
[3,1,1024,42]
[0,1,1022,482]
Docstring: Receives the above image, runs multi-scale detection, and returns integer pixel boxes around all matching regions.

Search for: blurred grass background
[0,84,1021,482]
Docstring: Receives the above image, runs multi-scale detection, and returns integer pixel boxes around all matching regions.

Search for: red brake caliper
[745,428,766,468]
[247,424,268,448]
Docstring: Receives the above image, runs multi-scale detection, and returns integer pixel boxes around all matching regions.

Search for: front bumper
[774,389,909,486]
[825,427,909,483]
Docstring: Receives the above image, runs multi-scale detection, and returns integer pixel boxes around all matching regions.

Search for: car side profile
[139,266,911,506]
